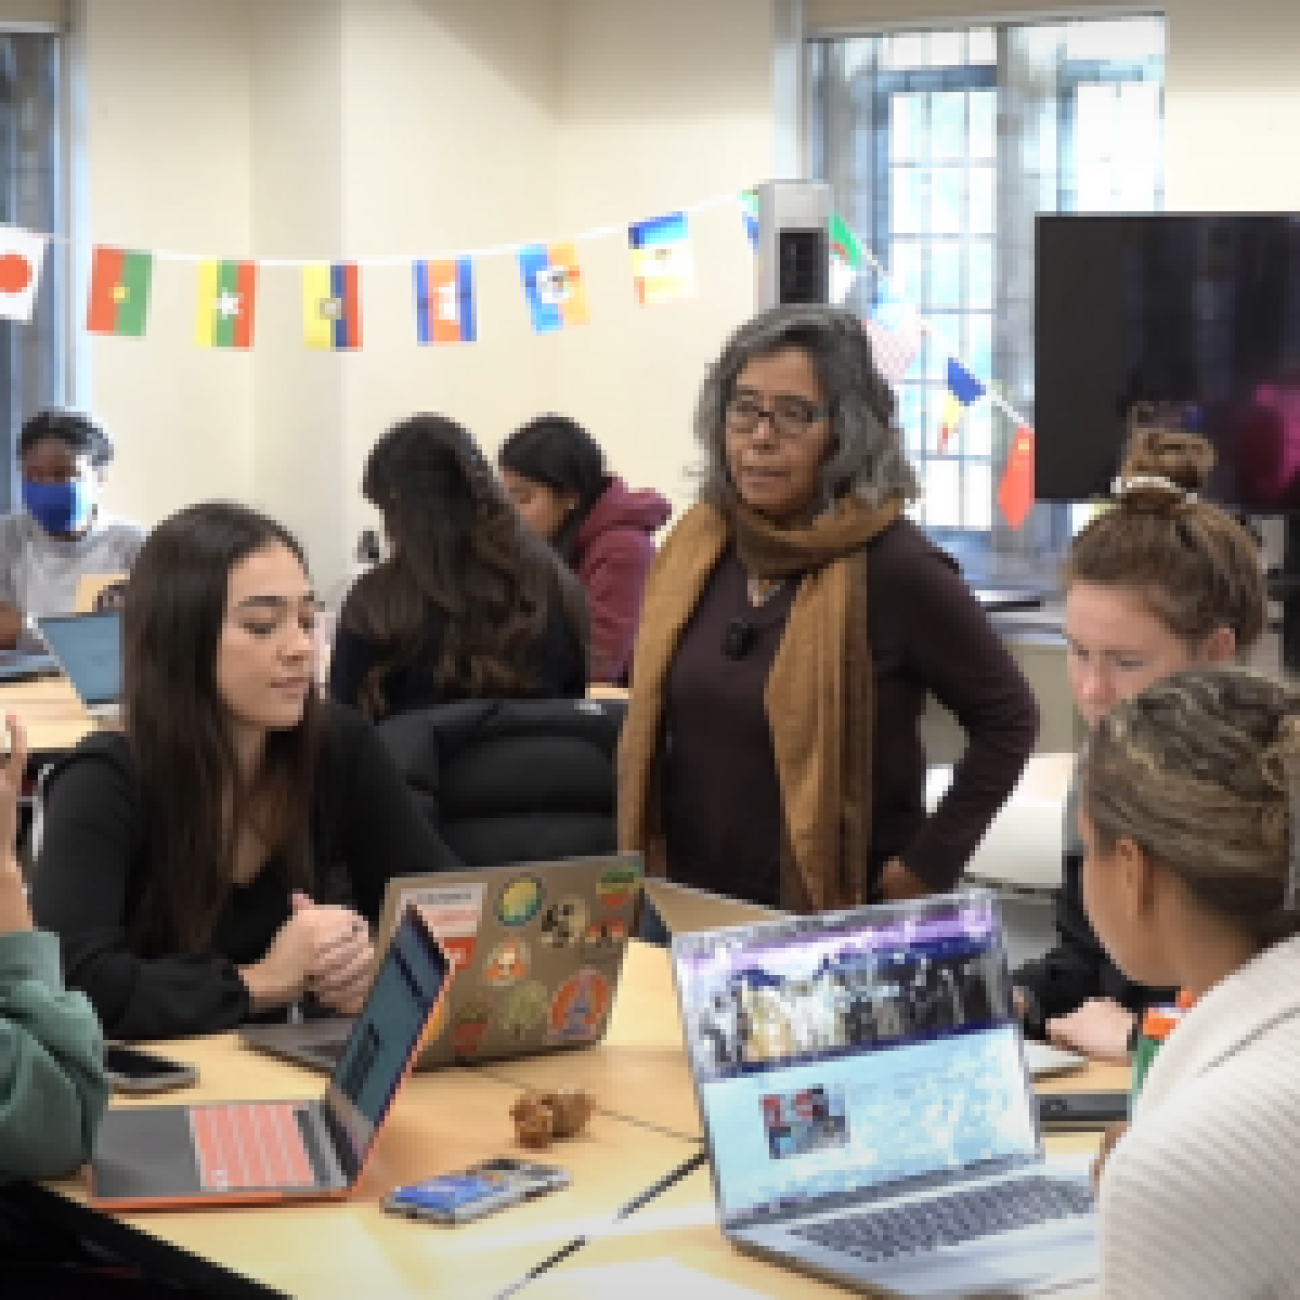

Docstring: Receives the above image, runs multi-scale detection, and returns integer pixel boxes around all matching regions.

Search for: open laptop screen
[325,908,449,1166]
[674,893,1038,1224]
[36,610,121,707]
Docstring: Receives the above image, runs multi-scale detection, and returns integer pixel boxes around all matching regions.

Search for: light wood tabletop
[48,1030,700,1299]
[42,944,1119,1298]
[0,671,97,756]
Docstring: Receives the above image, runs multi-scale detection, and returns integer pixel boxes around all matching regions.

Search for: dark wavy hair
[123,502,322,954]
[343,414,561,716]
[498,415,607,563]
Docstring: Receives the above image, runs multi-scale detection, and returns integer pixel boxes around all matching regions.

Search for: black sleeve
[892,546,1041,890]
[1012,852,1109,1033]
[327,608,373,712]
[329,709,464,920]
[30,743,251,1041]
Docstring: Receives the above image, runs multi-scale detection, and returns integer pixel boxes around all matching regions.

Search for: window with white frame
[0,28,63,511]
[806,16,1165,578]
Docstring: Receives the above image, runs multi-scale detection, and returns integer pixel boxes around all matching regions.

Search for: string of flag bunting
[0,191,1036,529]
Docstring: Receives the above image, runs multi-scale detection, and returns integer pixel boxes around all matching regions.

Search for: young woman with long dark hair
[32,502,458,1040]
[329,414,587,720]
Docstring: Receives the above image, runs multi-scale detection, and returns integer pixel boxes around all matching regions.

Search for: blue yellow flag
[629,212,694,305]
[938,357,986,452]
[302,262,361,351]
[519,242,588,334]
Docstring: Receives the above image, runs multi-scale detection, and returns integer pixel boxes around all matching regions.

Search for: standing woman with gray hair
[619,304,1038,911]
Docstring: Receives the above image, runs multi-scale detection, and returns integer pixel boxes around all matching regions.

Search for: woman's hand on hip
[876,857,933,902]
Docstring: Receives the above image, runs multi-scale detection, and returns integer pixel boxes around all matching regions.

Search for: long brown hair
[1080,667,1300,943]
[1065,420,1266,650]
[123,502,322,953]
[343,413,563,717]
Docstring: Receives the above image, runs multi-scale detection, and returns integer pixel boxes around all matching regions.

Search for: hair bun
[1117,414,1216,503]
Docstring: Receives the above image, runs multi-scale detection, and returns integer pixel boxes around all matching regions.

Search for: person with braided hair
[1080,666,1300,1297]
[618,304,1038,911]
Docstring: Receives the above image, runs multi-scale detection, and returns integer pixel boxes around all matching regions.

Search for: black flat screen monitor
[1036,213,1300,511]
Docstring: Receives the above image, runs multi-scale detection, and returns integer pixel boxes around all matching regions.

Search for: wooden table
[47,1029,701,1299]
[0,671,97,757]
[44,937,1121,1298]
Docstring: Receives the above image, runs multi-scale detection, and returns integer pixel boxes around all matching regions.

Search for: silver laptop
[672,889,1097,1298]
[34,609,122,721]
[242,853,643,1073]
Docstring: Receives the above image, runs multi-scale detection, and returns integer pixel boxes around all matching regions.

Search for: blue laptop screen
[37,611,121,706]
[327,909,449,1161]
[675,895,1038,1223]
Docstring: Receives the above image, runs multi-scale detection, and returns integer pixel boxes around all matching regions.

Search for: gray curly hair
[693,303,921,510]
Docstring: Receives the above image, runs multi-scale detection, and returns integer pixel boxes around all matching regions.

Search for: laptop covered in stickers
[240,853,644,1074]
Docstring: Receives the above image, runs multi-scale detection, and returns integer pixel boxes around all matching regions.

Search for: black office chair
[376,695,625,869]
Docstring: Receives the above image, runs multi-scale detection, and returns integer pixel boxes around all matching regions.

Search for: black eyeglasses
[724,393,832,441]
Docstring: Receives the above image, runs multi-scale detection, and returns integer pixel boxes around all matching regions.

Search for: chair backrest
[74,572,128,614]
[377,696,624,868]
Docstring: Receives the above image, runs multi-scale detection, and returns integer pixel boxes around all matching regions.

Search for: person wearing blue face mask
[0,409,146,648]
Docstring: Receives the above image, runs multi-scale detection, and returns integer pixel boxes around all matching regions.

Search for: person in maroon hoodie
[500,415,671,685]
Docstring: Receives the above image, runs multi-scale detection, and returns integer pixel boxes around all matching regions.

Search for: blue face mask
[22,477,94,535]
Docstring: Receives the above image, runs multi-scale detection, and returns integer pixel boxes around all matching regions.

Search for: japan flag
[0,225,47,322]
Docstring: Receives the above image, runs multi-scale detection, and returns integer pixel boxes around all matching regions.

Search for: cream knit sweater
[1100,934,1300,1298]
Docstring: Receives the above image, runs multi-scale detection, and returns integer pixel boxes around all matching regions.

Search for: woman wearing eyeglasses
[619,304,1038,911]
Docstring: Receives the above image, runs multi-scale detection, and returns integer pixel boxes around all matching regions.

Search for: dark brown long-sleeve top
[663,520,1039,904]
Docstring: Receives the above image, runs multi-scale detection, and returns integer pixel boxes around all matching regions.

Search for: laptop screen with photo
[36,610,121,707]
[674,893,1038,1225]
[324,907,450,1167]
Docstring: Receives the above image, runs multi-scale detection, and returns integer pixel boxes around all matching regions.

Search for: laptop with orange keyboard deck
[90,905,450,1210]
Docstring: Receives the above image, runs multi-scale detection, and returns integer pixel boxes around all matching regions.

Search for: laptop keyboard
[191,1103,318,1193]
[792,1175,1093,1263]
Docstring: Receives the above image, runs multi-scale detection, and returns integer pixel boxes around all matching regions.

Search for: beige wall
[548,0,775,512]
[78,0,255,532]
[333,0,564,575]
[64,0,1300,597]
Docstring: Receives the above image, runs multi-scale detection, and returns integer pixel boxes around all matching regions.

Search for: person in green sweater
[0,713,108,1182]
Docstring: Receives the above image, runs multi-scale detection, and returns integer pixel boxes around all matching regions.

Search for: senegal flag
[87,247,152,338]
[196,259,256,349]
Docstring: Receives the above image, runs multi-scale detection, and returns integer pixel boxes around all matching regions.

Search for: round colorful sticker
[548,968,612,1043]
[482,937,529,987]
[498,980,550,1040]
[582,917,627,954]
[538,896,589,949]
[496,875,545,928]
[452,995,495,1056]
[596,862,641,909]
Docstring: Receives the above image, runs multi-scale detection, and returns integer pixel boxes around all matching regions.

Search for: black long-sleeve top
[1013,776,1176,1035]
[30,702,459,1041]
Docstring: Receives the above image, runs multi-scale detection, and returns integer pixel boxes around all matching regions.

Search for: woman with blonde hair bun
[1080,666,1300,1296]
[1013,419,1266,1061]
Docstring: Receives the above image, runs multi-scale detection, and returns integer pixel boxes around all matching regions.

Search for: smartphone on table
[103,1043,200,1094]
[1037,1090,1129,1130]
[381,1157,570,1225]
